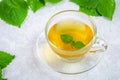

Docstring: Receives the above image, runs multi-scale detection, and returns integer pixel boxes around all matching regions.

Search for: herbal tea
[47,19,94,59]
[48,19,93,50]
[44,11,107,73]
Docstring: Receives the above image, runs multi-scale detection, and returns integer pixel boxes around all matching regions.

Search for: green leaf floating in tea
[60,34,73,44]
[60,34,85,49]
[71,41,85,49]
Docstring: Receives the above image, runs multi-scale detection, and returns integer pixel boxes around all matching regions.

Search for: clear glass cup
[38,10,107,74]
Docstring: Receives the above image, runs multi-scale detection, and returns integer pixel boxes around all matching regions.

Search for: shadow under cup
[45,10,97,60]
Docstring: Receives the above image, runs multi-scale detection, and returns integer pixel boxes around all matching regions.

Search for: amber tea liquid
[47,19,94,59]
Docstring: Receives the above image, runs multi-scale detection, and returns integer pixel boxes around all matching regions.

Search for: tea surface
[48,19,93,50]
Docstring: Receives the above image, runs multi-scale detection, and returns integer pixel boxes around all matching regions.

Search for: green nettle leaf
[71,41,85,49]
[60,34,73,44]
[0,0,28,27]
[70,0,101,9]
[39,0,45,5]
[97,0,116,20]
[0,67,5,80]
[27,0,45,12]
[0,51,14,80]
[71,0,116,20]
[0,77,7,80]
[2,79,7,80]
[0,67,2,79]
[45,0,61,3]
[0,51,15,69]
[70,0,101,16]
[60,34,85,49]
[80,7,101,16]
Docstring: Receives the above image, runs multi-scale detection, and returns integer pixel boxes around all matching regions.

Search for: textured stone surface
[0,0,120,80]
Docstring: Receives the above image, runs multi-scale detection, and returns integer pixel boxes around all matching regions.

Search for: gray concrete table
[0,0,120,80]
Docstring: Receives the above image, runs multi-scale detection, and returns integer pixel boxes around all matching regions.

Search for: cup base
[36,42,104,74]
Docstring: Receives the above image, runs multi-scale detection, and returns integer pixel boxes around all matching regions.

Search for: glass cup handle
[90,37,108,53]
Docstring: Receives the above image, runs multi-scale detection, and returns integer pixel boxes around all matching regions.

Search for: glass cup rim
[45,10,97,52]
